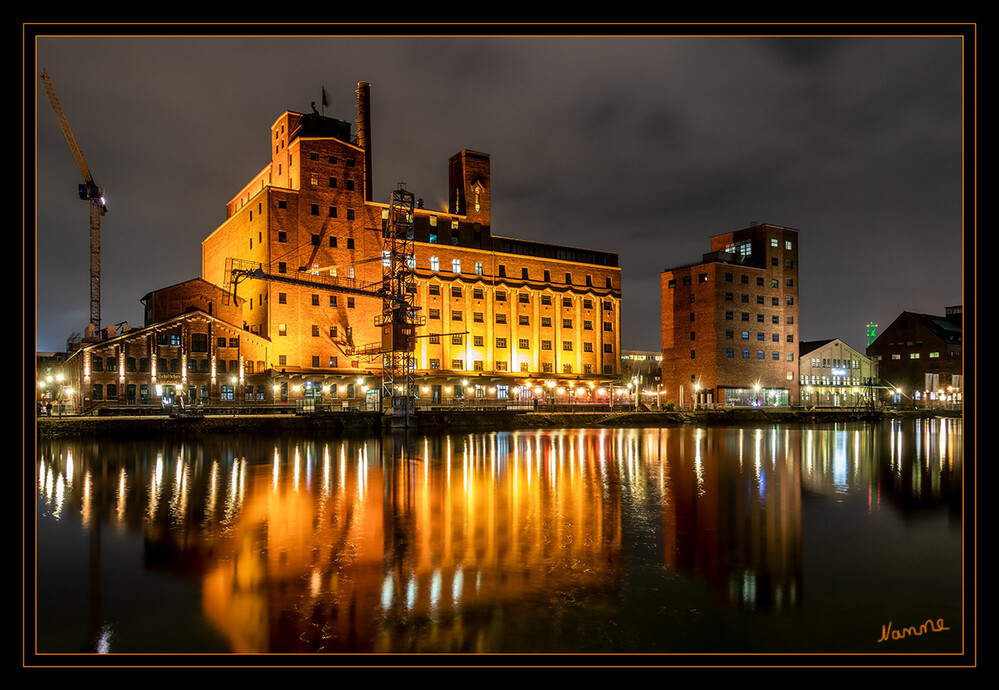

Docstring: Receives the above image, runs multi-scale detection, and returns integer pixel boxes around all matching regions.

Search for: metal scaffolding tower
[222,185,423,421]
[378,186,420,419]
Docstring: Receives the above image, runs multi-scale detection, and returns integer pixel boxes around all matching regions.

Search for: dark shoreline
[33,407,962,438]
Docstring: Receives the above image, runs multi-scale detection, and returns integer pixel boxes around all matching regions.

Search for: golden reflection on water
[35,420,961,653]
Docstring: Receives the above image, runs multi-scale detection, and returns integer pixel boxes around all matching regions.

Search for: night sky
[29,29,969,356]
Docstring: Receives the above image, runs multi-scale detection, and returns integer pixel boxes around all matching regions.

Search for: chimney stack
[357,81,373,202]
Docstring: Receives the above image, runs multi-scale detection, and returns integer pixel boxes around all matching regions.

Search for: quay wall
[34,408,961,438]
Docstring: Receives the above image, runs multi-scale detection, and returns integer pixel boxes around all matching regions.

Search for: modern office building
[660,223,800,407]
[798,338,876,407]
[52,82,623,413]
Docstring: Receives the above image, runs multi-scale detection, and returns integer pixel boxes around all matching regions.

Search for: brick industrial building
[660,223,800,407]
[52,82,623,413]
[866,307,963,405]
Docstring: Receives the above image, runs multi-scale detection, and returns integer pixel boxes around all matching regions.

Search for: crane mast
[40,69,108,333]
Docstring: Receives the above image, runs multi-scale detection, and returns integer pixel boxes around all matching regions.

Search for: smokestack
[357,81,373,202]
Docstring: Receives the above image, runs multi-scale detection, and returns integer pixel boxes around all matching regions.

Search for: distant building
[798,338,876,407]
[660,223,800,407]
[620,349,662,407]
[866,307,962,405]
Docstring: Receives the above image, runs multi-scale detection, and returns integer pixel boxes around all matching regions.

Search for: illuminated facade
[54,279,274,412]
[798,338,876,407]
[52,82,622,413]
[201,82,622,406]
[660,223,800,407]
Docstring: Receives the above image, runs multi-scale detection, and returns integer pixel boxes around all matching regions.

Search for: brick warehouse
[55,82,622,413]
[660,223,800,407]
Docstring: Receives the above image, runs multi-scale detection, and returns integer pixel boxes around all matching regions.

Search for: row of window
[722,330,794,343]
[426,284,615,308]
[800,376,869,386]
[88,357,259,376]
[426,256,613,287]
[724,311,794,324]
[715,349,795,362]
[807,357,863,369]
[669,270,795,289]
[423,333,614,351]
[307,151,356,167]
[276,292,356,308]
[427,359,612,375]
[725,293,796,306]
[426,309,612,329]
[889,352,949,360]
[309,175,356,192]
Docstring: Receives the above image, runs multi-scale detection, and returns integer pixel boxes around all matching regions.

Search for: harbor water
[32,417,965,661]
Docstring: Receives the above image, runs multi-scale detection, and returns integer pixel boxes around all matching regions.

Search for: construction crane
[40,69,108,333]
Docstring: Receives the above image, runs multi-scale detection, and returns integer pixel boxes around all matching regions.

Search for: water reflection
[35,419,962,654]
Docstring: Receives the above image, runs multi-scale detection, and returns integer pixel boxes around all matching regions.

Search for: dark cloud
[31,31,967,353]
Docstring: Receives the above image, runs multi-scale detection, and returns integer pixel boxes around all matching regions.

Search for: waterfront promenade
[34,406,961,438]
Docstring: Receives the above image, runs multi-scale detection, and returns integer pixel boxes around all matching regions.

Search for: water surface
[33,418,965,659]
